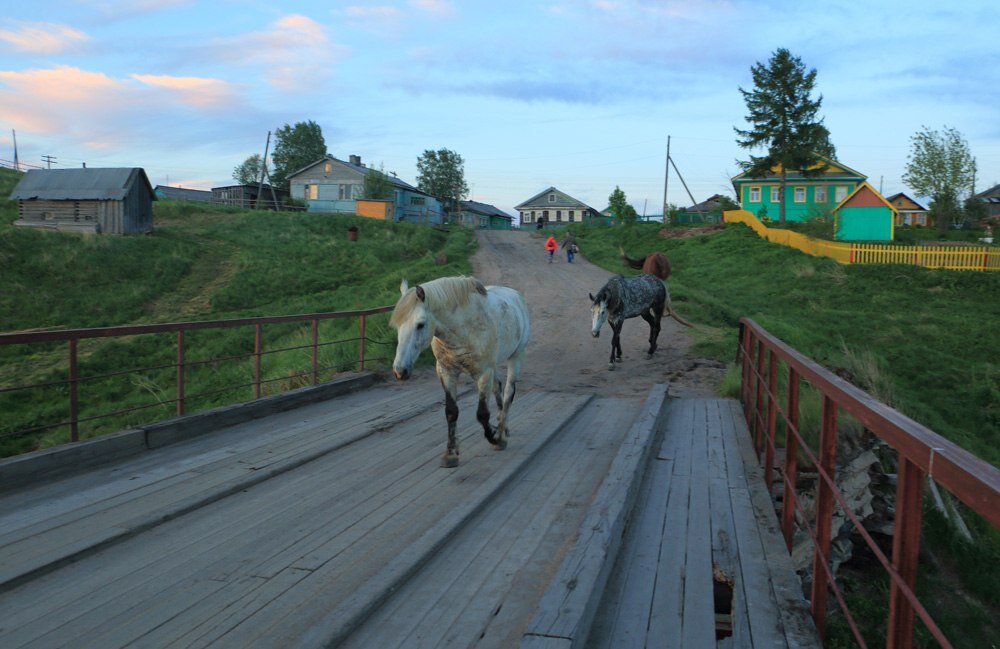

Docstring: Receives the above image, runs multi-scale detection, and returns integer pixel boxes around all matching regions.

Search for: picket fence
[723,210,998,271]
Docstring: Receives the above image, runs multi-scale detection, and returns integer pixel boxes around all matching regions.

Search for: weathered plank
[522,385,668,647]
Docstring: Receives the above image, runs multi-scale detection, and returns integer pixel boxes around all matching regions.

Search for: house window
[815,186,827,203]
[305,184,318,200]
[770,187,781,202]
[835,186,848,203]
[568,210,575,221]
[793,187,806,203]
[749,186,761,203]
[530,211,535,221]
[411,196,425,205]
[543,210,549,219]
[548,194,556,203]
[324,162,332,173]
[556,210,562,221]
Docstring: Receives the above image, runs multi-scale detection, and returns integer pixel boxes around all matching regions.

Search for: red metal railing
[737,318,1000,648]
[0,306,394,444]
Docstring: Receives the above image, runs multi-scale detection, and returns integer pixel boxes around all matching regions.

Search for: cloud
[131,74,241,109]
[201,14,346,91]
[0,21,90,54]
[409,0,457,16]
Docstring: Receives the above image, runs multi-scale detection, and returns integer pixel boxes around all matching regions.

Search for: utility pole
[11,129,18,171]
[42,155,56,169]
[662,135,671,222]
[669,156,700,214]
[255,131,280,210]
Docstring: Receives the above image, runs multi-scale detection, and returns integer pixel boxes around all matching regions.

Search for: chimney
[349,154,361,166]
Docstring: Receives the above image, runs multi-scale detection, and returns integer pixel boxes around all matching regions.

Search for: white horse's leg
[475,369,501,449]
[437,365,462,468]
[495,354,522,449]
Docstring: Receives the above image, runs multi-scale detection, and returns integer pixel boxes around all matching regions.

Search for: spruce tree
[735,48,833,225]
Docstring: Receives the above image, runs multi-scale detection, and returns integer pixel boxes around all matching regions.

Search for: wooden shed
[9,168,155,235]
[834,181,897,241]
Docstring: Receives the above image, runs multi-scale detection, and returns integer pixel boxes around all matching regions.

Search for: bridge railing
[738,317,999,648]
[0,306,394,447]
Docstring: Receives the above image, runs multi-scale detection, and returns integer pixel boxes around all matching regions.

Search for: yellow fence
[723,210,999,271]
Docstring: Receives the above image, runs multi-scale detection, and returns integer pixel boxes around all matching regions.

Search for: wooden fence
[724,210,999,271]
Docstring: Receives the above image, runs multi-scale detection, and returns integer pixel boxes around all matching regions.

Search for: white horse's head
[390,279,434,380]
[589,289,609,338]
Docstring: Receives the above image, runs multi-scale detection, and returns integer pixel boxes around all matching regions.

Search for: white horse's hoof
[440,453,459,468]
[492,439,508,451]
[608,363,616,371]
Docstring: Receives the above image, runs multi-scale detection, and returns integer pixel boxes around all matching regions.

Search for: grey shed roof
[461,200,513,220]
[155,185,213,202]
[9,168,155,201]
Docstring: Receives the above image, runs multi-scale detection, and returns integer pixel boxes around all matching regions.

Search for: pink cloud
[131,74,240,109]
[0,21,89,54]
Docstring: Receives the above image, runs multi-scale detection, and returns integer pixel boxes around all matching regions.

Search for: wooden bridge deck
[0,375,819,648]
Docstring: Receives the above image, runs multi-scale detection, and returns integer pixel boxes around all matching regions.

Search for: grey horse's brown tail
[619,246,645,270]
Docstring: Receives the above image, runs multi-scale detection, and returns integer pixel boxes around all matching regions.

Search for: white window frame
[793,187,806,203]
[770,186,781,202]
[548,193,556,203]
[835,186,848,203]
[815,186,827,203]
[749,186,761,203]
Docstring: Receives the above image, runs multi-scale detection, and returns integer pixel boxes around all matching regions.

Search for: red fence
[738,318,999,648]
[0,306,394,445]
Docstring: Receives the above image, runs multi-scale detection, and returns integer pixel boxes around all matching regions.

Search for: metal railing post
[782,367,800,551]
[311,319,319,385]
[754,338,765,456]
[810,395,838,640]
[176,330,185,416]
[765,349,778,492]
[254,323,262,399]
[69,339,79,442]
[887,456,925,649]
[358,314,367,372]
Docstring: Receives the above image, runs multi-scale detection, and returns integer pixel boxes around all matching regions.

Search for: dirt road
[470,229,726,400]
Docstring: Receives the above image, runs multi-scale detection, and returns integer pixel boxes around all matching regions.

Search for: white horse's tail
[662,286,694,328]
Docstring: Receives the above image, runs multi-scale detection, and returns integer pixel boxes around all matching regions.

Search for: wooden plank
[215,394,594,648]
[645,472,690,647]
[521,385,668,647]
[725,401,821,649]
[681,400,718,647]
[345,398,633,649]
[708,399,752,648]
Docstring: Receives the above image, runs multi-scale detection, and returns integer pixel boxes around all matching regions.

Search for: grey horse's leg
[438,367,461,467]
[641,310,661,358]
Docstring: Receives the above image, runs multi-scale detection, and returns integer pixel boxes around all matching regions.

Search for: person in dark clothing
[561,233,577,263]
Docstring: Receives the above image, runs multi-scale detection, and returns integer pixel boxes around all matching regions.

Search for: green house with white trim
[731,155,896,240]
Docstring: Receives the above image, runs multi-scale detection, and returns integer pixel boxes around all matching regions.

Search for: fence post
[69,339,79,442]
[886,456,925,649]
[311,319,319,385]
[254,323,262,399]
[765,349,778,492]
[782,367,800,551]
[754,338,766,457]
[176,330,185,416]
[810,395,838,640]
[358,314,367,372]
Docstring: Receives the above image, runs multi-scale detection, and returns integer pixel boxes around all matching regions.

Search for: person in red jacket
[544,234,558,263]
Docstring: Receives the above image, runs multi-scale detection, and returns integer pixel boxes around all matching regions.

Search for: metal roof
[154,185,213,202]
[460,200,513,220]
[9,168,155,201]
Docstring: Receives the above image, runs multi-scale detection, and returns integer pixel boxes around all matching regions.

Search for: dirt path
[470,229,726,400]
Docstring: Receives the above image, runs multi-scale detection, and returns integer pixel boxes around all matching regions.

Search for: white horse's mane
[390,276,487,327]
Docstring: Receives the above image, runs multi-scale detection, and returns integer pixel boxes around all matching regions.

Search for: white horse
[390,276,530,467]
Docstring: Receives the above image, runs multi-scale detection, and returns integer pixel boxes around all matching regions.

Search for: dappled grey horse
[589,274,666,370]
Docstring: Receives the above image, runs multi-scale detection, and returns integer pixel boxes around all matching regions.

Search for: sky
[1,0,998,218]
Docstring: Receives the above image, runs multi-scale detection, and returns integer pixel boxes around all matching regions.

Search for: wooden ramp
[0,378,819,648]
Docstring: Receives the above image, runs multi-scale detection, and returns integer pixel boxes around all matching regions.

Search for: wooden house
[210,184,288,210]
[287,155,444,224]
[515,187,601,227]
[973,183,1000,224]
[154,185,213,203]
[834,182,897,241]
[9,167,155,235]
[886,192,931,227]
[457,200,514,230]
[732,155,867,223]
